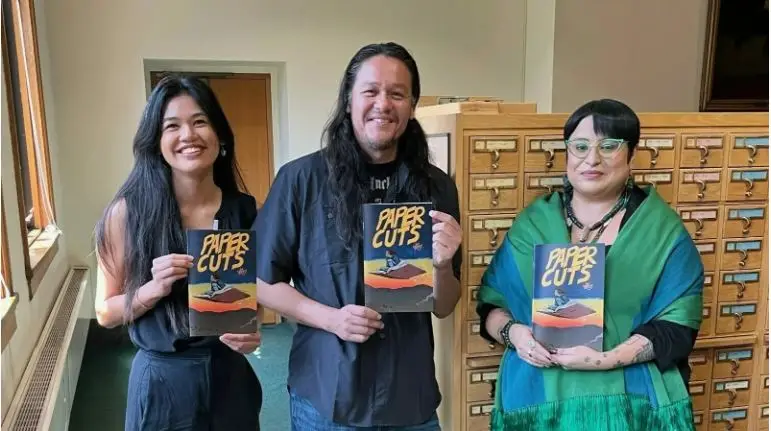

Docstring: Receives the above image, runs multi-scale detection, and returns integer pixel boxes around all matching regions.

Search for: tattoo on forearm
[609,335,655,368]
[632,340,655,363]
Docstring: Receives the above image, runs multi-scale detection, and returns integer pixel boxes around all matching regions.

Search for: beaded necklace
[562,176,633,243]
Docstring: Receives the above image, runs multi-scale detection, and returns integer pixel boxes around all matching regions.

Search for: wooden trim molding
[1,294,19,352]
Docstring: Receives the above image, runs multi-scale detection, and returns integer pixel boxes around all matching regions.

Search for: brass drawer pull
[698,145,709,165]
[747,144,757,165]
[647,147,659,166]
[545,148,555,169]
[727,388,737,406]
[730,359,740,375]
[736,281,746,299]
[733,312,744,330]
[488,229,499,247]
[738,249,748,267]
[491,149,501,170]
[490,187,500,207]
[742,178,754,197]
[693,218,704,237]
[696,179,706,199]
[740,217,751,234]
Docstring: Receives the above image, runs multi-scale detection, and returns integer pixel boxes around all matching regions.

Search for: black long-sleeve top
[476,186,698,385]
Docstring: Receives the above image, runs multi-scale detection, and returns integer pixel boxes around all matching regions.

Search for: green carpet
[68,320,294,430]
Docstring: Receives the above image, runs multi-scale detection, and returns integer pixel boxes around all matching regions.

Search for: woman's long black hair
[322,42,432,245]
[94,74,246,335]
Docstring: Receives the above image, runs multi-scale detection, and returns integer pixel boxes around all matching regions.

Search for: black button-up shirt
[253,150,462,427]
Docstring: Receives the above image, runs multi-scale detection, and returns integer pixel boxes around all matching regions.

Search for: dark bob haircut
[563,98,640,159]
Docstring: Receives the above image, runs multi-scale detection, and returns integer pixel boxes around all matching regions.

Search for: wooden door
[149,72,280,325]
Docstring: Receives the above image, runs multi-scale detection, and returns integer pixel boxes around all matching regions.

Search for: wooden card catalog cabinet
[469,136,518,174]
[633,135,675,169]
[760,405,769,430]
[730,135,768,167]
[414,106,768,431]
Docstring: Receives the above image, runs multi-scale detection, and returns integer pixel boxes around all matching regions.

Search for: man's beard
[364,138,397,153]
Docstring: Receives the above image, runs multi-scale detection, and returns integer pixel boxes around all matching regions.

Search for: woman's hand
[509,324,553,367]
[552,346,609,370]
[220,331,262,354]
[147,253,194,299]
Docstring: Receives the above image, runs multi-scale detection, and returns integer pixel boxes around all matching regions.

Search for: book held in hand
[187,229,258,336]
[531,243,605,351]
[362,202,434,313]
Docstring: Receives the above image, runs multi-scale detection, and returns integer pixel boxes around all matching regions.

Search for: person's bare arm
[257,279,383,343]
[432,265,460,318]
[94,200,186,328]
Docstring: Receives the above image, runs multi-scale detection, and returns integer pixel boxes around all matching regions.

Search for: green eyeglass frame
[565,138,626,159]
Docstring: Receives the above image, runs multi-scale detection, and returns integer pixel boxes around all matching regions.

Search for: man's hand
[430,210,462,269]
[328,305,383,343]
[220,331,262,354]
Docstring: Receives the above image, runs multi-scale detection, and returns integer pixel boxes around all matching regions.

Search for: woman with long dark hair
[94,75,262,430]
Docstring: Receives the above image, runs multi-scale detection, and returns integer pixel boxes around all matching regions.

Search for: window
[2,0,59,298]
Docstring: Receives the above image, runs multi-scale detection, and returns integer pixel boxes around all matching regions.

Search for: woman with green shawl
[477,99,704,430]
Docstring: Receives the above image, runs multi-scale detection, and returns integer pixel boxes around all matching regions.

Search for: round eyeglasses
[565,138,626,159]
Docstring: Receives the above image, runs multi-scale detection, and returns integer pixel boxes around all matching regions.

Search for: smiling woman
[93,75,264,430]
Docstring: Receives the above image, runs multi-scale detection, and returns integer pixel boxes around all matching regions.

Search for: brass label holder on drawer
[637,136,674,167]
[472,137,516,171]
[734,136,768,165]
[527,174,564,194]
[730,169,768,198]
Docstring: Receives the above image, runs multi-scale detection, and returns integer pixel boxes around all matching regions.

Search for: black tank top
[128,191,258,352]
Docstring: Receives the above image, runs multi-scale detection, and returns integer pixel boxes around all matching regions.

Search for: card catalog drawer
[469,174,519,211]
[632,135,676,170]
[524,136,566,173]
[689,381,709,411]
[761,377,769,408]
[713,346,754,379]
[759,404,769,430]
[693,410,706,431]
[633,170,675,203]
[681,135,725,168]
[723,205,767,238]
[703,272,715,303]
[709,407,749,431]
[468,251,495,286]
[763,335,769,373]
[695,240,718,273]
[467,401,494,431]
[466,285,480,321]
[721,239,763,271]
[468,214,516,251]
[678,206,720,239]
[678,169,722,203]
[715,302,758,335]
[466,320,503,355]
[523,173,564,206]
[729,134,768,167]
[710,377,752,409]
[724,168,769,202]
[469,135,519,174]
[689,350,712,382]
[466,367,499,403]
[699,305,713,338]
[718,270,761,302]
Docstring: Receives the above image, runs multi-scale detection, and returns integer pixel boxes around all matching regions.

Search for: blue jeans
[289,391,441,431]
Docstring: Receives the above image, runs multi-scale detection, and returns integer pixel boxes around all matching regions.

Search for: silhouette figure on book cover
[532,243,605,351]
[363,202,434,313]
[187,229,258,336]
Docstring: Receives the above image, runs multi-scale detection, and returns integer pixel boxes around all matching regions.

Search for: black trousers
[125,346,262,430]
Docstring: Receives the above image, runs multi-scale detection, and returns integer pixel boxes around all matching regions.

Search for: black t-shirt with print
[366,160,398,203]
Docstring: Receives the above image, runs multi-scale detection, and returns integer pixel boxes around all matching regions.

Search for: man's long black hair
[94,74,246,335]
[321,42,433,246]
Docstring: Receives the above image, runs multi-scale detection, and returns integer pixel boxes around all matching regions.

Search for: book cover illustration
[363,202,434,313]
[187,229,258,336]
[531,243,605,351]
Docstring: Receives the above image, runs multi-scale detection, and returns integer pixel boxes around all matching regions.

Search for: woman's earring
[220,144,227,157]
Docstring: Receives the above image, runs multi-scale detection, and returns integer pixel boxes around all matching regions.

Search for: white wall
[42,0,527,266]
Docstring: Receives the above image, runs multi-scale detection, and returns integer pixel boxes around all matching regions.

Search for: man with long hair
[254,42,463,429]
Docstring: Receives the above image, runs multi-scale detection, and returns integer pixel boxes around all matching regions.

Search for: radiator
[2,266,90,431]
